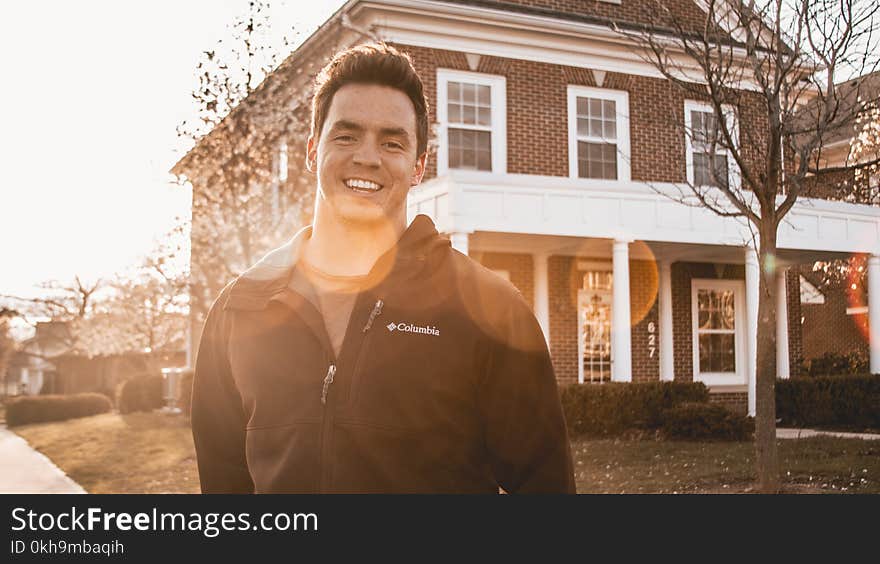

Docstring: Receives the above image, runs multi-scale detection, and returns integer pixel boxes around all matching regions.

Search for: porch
[407,171,880,416]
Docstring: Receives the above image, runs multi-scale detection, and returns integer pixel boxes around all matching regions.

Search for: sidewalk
[777,427,880,440]
[0,426,86,494]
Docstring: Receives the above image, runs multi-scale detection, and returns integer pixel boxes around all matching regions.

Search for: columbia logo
[386,321,440,337]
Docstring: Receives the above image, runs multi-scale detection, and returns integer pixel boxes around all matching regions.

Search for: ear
[305,135,318,173]
[410,151,428,187]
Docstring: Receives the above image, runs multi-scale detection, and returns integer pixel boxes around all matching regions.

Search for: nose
[352,140,381,168]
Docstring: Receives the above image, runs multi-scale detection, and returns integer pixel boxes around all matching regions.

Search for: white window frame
[684,100,740,189]
[436,69,507,175]
[567,85,631,182]
[691,278,747,386]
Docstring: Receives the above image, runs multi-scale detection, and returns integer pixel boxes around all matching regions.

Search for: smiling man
[191,43,575,494]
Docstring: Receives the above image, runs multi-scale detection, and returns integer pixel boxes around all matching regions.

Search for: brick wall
[709,392,748,415]
[786,269,804,376]
[398,44,767,186]
[470,251,535,308]
[796,265,870,364]
[630,260,660,382]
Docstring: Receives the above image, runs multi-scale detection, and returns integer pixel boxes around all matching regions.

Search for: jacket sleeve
[478,296,576,494]
[190,286,255,494]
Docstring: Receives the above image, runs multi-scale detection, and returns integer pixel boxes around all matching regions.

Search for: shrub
[660,402,754,441]
[776,375,880,429]
[5,393,112,426]
[805,351,869,377]
[560,381,710,437]
[117,373,164,414]
[177,369,194,417]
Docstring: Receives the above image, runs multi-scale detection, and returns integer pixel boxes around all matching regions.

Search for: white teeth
[345,178,381,191]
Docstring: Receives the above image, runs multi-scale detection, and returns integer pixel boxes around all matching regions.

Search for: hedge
[117,373,164,414]
[660,402,754,441]
[776,375,880,429]
[560,381,710,437]
[5,393,112,426]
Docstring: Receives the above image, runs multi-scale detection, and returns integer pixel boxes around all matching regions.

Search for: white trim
[869,255,880,374]
[691,278,747,387]
[612,239,633,382]
[491,269,510,281]
[846,306,868,315]
[436,69,507,175]
[659,261,675,381]
[567,86,631,182]
[684,100,741,190]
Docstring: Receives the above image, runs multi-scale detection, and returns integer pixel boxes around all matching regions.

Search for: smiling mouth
[344,178,384,193]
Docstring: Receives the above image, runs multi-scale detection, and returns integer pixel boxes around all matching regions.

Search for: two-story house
[174,0,880,416]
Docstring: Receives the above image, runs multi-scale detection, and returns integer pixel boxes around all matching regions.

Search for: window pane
[699,334,736,373]
[604,119,616,139]
[698,289,735,330]
[449,128,491,171]
[578,142,618,179]
[577,97,588,117]
[462,105,475,124]
[448,103,461,123]
[589,98,602,118]
[462,82,475,104]
[478,85,490,105]
[589,118,602,137]
[603,100,615,119]
[478,107,491,126]
[577,117,589,137]
[694,153,729,188]
[448,82,461,103]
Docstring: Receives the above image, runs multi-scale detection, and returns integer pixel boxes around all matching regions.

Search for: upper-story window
[684,100,739,189]
[567,86,631,181]
[437,69,507,175]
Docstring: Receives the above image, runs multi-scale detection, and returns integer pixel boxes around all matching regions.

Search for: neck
[303,202,406,277]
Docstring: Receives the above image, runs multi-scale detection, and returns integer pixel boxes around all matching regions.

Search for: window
[568,86,631,181]
[691,279,746,386]
[437,70,506,174]
[684,100,739,189]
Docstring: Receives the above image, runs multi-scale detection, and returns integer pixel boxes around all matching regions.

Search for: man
[191,43,575,493]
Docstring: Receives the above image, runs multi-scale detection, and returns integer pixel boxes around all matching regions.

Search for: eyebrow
[328,120,412,140]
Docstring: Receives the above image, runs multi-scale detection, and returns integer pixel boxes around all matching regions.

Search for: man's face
[308,83,427,227]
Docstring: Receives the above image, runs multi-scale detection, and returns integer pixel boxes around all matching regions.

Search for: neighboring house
[2,320,186,397]
[174,0,880,415]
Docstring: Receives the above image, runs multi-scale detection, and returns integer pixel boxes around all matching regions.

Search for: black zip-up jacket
[191,215,575,493]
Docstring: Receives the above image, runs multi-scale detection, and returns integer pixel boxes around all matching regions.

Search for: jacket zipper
[348,299,384,405]
[320,364,336,405]
[317,298,382,492]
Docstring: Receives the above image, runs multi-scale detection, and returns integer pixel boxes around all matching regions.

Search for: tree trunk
[755,229,781,493]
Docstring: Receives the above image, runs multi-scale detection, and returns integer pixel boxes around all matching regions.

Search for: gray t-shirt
[288,260,369,358]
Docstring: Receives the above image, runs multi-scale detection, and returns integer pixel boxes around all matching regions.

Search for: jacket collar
[224,214,445,311]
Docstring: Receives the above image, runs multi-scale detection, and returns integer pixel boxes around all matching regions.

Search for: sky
[0,0,346,298]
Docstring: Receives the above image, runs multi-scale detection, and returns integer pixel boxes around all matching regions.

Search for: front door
[578,288,612,383]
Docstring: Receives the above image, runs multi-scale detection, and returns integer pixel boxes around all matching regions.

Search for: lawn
[10,412,880,493]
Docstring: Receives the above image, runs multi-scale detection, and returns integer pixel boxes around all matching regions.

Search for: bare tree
[616,0,879,492]
[172,0,320,326]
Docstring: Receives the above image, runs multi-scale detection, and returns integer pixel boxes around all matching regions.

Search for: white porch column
[776,269,790,380]
[449,232,469,256]
[533,253,550,343]
[659,260,674,381]
[868,255,880,374]
[745,246,759,417]
[612,239,633,382]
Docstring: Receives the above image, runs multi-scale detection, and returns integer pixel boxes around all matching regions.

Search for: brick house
[174,0,880,415]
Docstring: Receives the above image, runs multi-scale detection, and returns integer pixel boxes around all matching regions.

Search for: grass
[8,412,880,493]
[571,435,880,493]
[12,412,199,494]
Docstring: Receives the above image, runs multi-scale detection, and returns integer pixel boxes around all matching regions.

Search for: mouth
[344,178,384,194]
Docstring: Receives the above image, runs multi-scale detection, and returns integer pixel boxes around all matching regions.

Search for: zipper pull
[362,299,384,333]
[321,364,336,405]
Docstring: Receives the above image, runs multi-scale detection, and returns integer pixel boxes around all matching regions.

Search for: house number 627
[647,321,656,358]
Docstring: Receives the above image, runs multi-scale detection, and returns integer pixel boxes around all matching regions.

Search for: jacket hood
[225,214,449,311]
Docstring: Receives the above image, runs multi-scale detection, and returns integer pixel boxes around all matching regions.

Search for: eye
[334,135,355,143]
[384,141,404,150]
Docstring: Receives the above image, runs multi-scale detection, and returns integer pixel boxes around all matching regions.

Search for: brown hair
[310,43,429,156]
